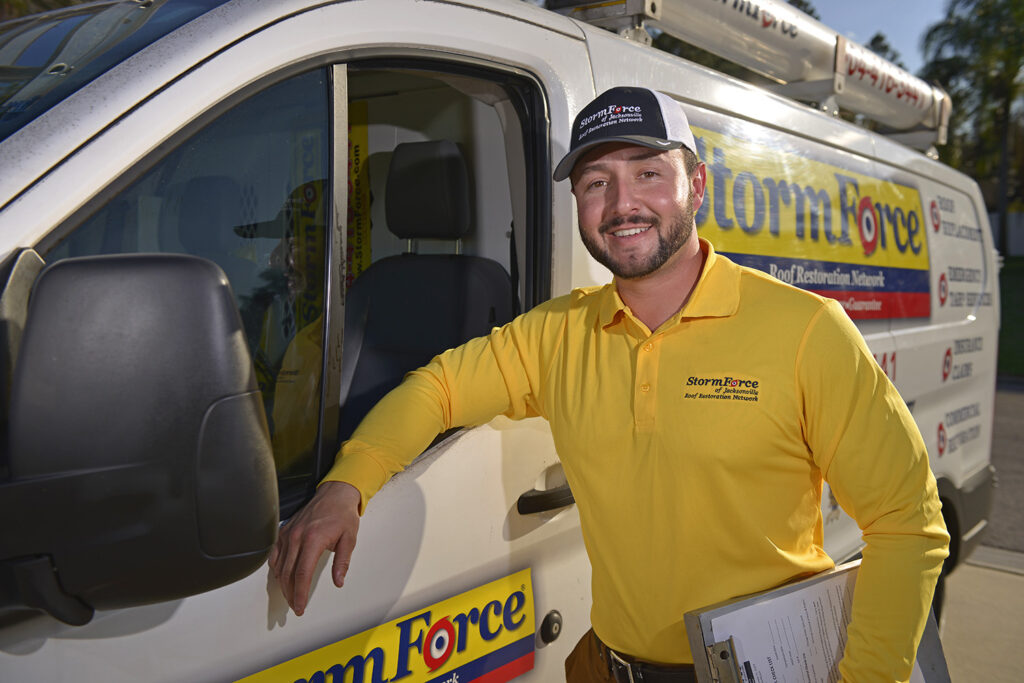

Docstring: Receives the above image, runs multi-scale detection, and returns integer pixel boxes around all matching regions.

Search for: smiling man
[271,87,948,683]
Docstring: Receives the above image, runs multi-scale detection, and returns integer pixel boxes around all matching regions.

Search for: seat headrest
[385,140,471,241]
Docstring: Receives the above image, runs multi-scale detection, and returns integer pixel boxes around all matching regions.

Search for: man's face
[570,143,706,279]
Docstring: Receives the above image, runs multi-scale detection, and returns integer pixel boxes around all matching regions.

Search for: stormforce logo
[684,375,761,403]
[578,104,643,130]
[685,375,759,388]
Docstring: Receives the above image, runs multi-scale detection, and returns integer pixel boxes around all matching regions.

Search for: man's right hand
[269,480,362,616]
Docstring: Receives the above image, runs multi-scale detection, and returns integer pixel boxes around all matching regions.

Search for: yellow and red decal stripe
[238,569,535,683]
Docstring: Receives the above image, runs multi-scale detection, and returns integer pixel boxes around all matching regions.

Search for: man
[270,87,949,682]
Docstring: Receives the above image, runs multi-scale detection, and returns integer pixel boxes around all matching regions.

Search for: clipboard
[684,560,950,683]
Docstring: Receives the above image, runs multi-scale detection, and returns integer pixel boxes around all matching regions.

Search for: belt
[595,634,698,683]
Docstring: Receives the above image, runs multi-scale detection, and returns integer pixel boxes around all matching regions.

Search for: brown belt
[594,634,698,683]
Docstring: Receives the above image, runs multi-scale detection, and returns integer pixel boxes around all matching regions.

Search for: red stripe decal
[810,291,931,319]
[471,652,535,683]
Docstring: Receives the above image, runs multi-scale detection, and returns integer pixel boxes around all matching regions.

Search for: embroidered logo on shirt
[683,375,760,403]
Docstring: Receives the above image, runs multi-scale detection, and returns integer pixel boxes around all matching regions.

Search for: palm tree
[866,32,905,70]
[785,0,820,20]
[922,0,1024,255]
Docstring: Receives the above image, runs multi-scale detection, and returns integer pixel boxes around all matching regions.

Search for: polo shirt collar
[598,238,741,330]
[679,238,741,319]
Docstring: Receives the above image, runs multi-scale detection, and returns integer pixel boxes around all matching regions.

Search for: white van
[0,0,998,681]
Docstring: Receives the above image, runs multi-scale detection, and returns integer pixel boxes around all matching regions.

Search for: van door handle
[516,484,575,514]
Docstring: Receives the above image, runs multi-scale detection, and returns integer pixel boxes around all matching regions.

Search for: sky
[811,0,950,76]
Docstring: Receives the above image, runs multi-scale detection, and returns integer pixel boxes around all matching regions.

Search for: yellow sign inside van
[693,127,930,319]
[238,569,535,683]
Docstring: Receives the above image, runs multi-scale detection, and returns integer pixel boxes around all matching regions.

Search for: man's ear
[690,162,708,209]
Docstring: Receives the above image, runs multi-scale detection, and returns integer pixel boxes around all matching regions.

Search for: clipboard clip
[706,637,742,683]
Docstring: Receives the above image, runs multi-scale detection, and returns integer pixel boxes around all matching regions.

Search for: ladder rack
[549,0,950,154]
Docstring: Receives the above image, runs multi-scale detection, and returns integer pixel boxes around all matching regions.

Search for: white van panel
[889,176,998,486]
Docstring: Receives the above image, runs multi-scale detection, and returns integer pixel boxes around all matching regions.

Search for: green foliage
[866,32,905,70]
[998,257,1024,377]
[920,0,1024,252]
[785,0,819,20]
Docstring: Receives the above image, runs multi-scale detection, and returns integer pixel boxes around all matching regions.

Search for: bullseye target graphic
[938,273,948,306]
[858,197,879,256]
[303,183,318,205]
[930,200,941,232]
[423,617,456,671]
[937,423,947,457]
[942,348,953,382]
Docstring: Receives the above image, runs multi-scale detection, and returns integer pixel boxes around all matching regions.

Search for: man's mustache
[600,214,660,235]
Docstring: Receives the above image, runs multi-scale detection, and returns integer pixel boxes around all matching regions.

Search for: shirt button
[640,383,650,393]
[643,343,653,352]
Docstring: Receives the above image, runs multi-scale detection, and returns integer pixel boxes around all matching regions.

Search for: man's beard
[581,193,697,280]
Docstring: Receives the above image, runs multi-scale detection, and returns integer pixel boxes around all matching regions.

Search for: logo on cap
[553,87,696,181]
[578,104,645,134]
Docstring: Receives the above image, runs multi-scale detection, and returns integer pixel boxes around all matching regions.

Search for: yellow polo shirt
[324,239,948,681]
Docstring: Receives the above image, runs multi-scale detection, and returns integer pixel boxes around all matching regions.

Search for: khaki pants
[564,629,615,682]
[564,629,698,683]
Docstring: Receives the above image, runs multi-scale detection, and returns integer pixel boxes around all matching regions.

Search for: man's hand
[269,480,361,615]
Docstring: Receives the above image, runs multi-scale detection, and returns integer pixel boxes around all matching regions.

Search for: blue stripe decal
[721,252,930,293]
[425,635,534,683]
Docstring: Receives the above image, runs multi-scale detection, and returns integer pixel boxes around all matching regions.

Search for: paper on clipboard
[684,561,947,683]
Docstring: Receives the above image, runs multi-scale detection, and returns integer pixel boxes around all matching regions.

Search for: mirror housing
[0,254,278,625]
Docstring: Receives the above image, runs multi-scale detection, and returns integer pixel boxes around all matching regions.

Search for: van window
[45,68,331,504]
[336,64,549,440]
[40,60,549,514]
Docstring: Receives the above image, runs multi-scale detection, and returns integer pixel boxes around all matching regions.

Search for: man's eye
[587,179,607,190]
[640,170,659,178]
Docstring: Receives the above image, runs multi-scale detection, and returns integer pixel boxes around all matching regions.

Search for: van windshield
[0,0,230,144]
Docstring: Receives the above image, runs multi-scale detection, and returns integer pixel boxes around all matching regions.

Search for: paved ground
[984,378,1024,552]
[940,382,1024,681]
[943,548,1024,682]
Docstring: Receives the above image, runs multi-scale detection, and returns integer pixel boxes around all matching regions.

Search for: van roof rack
[549,0,950,154]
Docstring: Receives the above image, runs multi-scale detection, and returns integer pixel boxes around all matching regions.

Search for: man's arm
[270,311,553,614]
[799,301,949,681]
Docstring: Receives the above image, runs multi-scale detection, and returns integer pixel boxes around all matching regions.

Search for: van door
[0,2,595,681]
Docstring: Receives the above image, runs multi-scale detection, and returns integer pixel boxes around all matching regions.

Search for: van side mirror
[0,254,278,625]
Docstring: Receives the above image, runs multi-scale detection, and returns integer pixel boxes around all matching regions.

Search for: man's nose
[607,177,640,215]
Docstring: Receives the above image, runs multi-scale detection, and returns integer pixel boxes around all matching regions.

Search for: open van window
[337,64,549,442]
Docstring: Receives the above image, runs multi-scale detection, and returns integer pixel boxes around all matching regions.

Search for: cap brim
[552,135,684,181]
